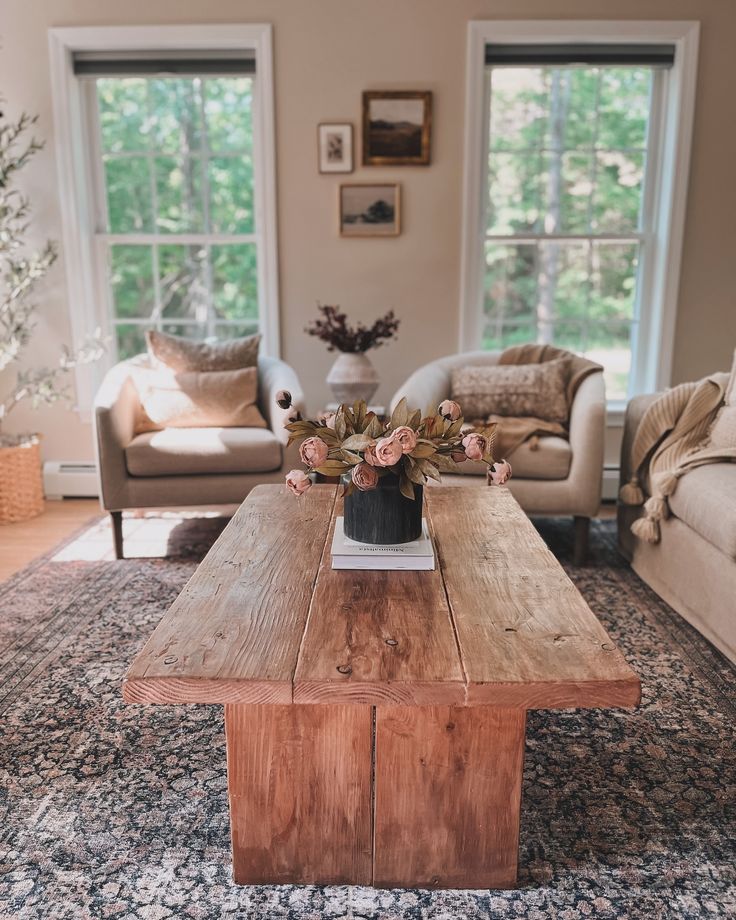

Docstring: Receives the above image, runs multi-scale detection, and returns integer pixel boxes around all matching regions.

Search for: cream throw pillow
[146,329,261,373]
[451,360,570,423]
[131,365,267,433]
[708,350,736,448]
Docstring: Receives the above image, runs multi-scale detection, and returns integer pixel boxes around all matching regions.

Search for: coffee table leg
[224,703,373,885]
[373,706,526,889]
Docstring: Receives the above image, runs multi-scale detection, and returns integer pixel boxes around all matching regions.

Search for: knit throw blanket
[619,372,736,543]
[490,344,603,458]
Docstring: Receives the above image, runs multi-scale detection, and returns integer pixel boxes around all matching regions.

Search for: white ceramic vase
[326,351,379,404]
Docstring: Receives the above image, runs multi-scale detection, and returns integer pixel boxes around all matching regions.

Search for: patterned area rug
[0,515,734,920]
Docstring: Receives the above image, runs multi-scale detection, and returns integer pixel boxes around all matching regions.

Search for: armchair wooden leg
[110,511,124,559]
[573,516,590,566]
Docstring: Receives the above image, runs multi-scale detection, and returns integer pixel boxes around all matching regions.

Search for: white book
[331,517,435,571]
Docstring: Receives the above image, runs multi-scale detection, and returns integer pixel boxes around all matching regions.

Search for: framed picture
[339,183,400,237]
[318,123,353,173]
[362,91,432,166]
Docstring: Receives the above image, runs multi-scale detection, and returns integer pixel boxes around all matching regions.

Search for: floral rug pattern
[0,516,734,919]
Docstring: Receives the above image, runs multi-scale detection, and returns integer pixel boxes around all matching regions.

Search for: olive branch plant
[0,105,105,447]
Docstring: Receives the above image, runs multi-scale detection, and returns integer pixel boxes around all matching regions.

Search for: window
[48,25,279,413]
[88,73,258,359]
[461,23,699,407]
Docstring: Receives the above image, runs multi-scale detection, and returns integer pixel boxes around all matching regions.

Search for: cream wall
[1,0,735,465]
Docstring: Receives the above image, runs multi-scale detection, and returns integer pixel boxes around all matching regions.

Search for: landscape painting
[362,91,432,165]
[339,183,400,237]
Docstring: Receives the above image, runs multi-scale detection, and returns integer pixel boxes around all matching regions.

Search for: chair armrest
[619,392,660,490]
[258,356,306,447]
[567,371,606,516]
[93,362,139,510]
[389,361,452,416]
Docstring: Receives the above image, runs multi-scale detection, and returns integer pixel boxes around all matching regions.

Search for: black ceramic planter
[342,473,423,544]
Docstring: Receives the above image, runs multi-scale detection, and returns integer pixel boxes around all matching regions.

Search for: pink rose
[352,462,379,491]
[462,432,487,462]
[299,436,329,468]
[373,434,404,468]
[275,389,292,409]
[438,399,462,422]
[317,410,336,429]
[451,450,467,463]
[285,469,312,496]
[392,425,417,454]
[489,459,512,485]
[364,442,379,466]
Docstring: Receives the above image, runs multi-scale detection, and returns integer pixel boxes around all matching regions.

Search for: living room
[1,2,734,918]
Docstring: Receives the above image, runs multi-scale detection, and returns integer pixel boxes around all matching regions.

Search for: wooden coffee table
[123,484,640,889]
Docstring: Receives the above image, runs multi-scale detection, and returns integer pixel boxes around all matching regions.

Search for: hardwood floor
[0,499,101,582]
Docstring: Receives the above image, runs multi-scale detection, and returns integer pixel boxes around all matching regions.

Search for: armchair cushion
[454,435,571,481]
[147,329,260,372]
[667,463,736,559]
[451,361,569,423]
[125,427,282,477]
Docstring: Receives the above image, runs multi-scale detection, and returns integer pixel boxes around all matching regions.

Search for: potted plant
[1,106,104,523]
[305,304,400,404]
[280,394,512,544]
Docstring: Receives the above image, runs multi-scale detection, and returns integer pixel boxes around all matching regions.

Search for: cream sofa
[94,354,304,558]
[618,394,736,663]
[391,350,606,563]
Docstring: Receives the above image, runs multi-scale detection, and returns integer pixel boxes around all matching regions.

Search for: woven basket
[0,438,44,524]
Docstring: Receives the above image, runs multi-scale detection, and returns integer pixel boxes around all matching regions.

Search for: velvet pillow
[146,329,261,373]
[451,360,570,423]
[131,365,267,434]
[709,350,736,449]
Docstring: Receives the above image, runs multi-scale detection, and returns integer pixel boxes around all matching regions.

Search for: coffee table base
[225,703,526,888]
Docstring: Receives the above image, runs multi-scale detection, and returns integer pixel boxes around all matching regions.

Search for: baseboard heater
[43,461,99,500]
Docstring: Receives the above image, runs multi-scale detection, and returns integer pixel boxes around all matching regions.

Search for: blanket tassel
[619,476,644,505]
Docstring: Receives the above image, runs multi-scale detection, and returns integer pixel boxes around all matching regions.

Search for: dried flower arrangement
[305,304,400,353]
[279,394,512,499]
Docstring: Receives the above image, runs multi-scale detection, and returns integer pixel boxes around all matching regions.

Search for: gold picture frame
[362,91,432,166]
[339,183,401,237]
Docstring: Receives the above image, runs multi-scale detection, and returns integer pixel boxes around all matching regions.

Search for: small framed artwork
[362,91,432,166]
[318,123,353,173]
[339,183,400,237]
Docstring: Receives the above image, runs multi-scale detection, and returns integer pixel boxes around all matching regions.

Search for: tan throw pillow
[131,365,267,433]
[451,360,570,423]
[147,329,261,373]
[709,350,736,448]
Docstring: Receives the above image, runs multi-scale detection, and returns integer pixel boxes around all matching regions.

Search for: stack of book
[330,517,435,571]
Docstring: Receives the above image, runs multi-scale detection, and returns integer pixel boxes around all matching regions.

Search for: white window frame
[48,24,280,418]
[459,20,700,411]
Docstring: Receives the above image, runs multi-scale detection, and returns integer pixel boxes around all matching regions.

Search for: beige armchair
[94,354,304,558]
[390,350,606,563]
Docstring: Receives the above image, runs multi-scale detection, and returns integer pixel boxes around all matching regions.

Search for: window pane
[97,78,149,153]
[155,156,204,233]
[484,243,538,326]
[554,152,593,234]
[149,78,203,153]
[160,322,207,340]
[488,153,543,234]
[592,151,644,232]
[214,323,260,339]
[590,243,639,321]
[598,69,651,150]
[481,322,536,351]
[204,77,253,151]
[563,69,598,150]
[208,156,254,233]
[489,68,548,151]
[105,156,153,232]
[585,323,633,401]
[114,324,148,359]
[158,245,208,321]
[211,244,258,321]
[110,245,155,319]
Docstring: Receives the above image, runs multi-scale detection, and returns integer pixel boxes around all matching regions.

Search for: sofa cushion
[126,427,282,477]
[667,463,736,559]
[457,435,571,480]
